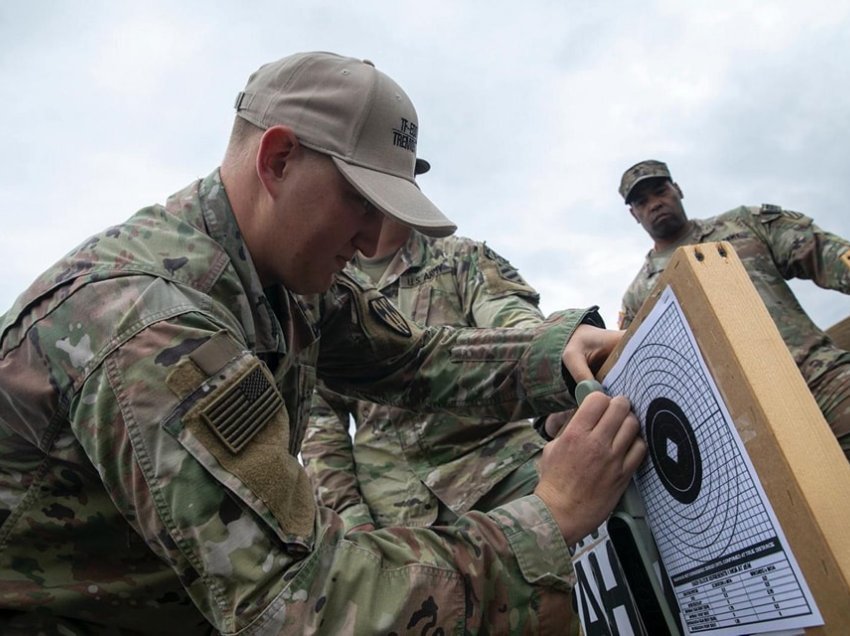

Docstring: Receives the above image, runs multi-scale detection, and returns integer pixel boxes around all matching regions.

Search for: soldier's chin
[652,218,685,239]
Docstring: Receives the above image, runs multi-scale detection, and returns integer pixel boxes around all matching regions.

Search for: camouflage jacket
[620,205,850,387]
[301,232,546,529]
[0,170,590,635]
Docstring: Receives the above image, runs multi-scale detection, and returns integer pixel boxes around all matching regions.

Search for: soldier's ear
[256,126,299,196]
[628,206,640,223]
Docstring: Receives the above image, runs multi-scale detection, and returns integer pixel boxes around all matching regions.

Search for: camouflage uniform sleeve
[467,243,544,328]
[73,311,574,633]
[301,386,376,531]
[619,277,643,329]
[317,272,588,420]
[753,205,850,293]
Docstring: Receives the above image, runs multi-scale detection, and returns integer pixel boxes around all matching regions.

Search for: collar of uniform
[198,169,286,357]
[401,230,429,269]
[269,287,319,364]
[353,229,429,290]
[382,230,428,288]
[645,219,703,276]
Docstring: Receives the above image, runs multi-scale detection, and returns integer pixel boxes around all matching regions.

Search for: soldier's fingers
[545,410,574,439]
[610,410,641,454]
[561,325,621,384]
[564,391,611,434]
[590,395,633,445]
[622,436,648,476]
[562,348,593,385]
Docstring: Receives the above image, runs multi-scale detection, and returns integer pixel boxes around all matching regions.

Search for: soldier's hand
[533,392,645,546]
[543,409,575,439]
[561,324,623,385]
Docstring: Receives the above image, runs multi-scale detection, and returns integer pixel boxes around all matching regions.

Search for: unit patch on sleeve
[369,296,413,337]
[200,362,283,453]
[481,244,539,300]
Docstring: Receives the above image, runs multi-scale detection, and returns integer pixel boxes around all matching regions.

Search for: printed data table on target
[676,539,815,631]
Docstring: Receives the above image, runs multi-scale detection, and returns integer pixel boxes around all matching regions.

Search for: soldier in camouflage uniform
[618,159,850,456]
[301,215,549,531]
[0,52,646,635]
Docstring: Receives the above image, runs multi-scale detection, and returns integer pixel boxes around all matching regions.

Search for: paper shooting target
[602,300,780,573]
[600,286,822,633]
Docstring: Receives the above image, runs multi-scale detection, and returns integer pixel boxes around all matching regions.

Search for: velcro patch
[191,331,244,375]
[201,362,282,453]
[369,296,412,337]
[481,244,539,300]
[759,203,803,220]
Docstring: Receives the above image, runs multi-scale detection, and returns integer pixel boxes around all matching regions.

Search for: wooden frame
[599,241,850,632]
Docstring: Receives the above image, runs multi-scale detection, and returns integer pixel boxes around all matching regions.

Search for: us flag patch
[369,296,412,337]
[201,363,282,453]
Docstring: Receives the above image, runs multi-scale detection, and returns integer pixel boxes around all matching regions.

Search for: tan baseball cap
[234,51,456,237]
[619,159,671,203]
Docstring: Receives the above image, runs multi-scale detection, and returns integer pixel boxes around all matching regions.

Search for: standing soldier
[618,159,850,456]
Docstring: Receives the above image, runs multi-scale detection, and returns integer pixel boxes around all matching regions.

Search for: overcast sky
[2,1,848,332]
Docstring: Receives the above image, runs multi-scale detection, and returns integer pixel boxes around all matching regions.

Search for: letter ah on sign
[573,528,643,635]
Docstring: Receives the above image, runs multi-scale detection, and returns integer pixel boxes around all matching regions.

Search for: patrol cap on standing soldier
[618,159,672,203]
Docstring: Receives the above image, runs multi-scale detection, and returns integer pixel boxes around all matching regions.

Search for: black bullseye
[646,397,702,504]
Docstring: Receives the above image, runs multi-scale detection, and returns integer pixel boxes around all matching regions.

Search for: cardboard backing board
[599,241,850,633]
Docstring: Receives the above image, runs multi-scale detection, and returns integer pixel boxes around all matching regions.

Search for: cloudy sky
[2,0,848,332]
